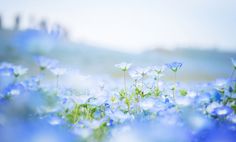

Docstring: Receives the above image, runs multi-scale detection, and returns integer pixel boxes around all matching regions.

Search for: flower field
[0,54,236,142]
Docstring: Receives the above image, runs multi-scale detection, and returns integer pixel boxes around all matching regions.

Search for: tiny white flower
[36,56,58,70]
[50,67,66,76]
[115,62,132,71]
[135,67,150,77]
[152,65,166,75]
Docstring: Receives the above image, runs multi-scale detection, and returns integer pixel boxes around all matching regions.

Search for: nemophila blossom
[48,116,62,125]
[1,58,236,142]
[115,62,132,93]
[139,98,156,111]
[228,115,236,124]
[196,93,211,105]
[50,67,66,76]
[135,67,150,78]
[0,67,14,76]
[115,62,132,71]
[166,62,183,101]
[12,65,28,77]
[212,106,233,117]
[23,76,40,90]
[206,102,222,114]
[3,83,25,97]
[187,91,197,98]
[175,96,192,107]
[36,56,58,71]
[166,62,182,72]
[214,79,228,90]
[131,67,150,90]
[151,65,166,77]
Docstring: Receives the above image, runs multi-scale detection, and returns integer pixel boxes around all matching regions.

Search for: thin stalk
[229,69,235,81]
[225,69,236,104]
[173,72,177,101]
[56,75,59,88]
[175,72,177,85]
[156,75,160,88]
[123,71,126,93]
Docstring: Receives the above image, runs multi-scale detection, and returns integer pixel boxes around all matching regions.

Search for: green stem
[173,72,177,101]
[175,72,177,85]
[156,75,160,88]
[230,69,235,81]
[123,71,126,93]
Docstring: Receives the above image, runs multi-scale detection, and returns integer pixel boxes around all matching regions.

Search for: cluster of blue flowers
[0,58,236,142]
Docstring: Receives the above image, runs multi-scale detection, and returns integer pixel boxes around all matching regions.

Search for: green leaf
[180,89,187,96]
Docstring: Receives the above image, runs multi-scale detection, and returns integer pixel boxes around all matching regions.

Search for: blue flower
[0,63,28,77]
[212,106,233,117]
[0,67,14,76]
[211,90,222,102]
[166,62,182,72]
[2,83,25,97]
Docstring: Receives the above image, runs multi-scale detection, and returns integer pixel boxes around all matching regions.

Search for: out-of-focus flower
[228,115,236,124]
[151,65,166,75]
[115,62,132,71]
[206,102,222,114]
[36,56,58,70]
[196,93,210,105]
[50,67,66,76]
[12,65,28,77]
[134,67,150,78]
[48,116,62,125]
[0,62,14,69]
[140,98,156,110]
[23,76,40,90]
[129,69,142,80]
[212,106,233,117]
[3,83,25,97]
[175,96,192,107]
[166,62,182,72]
[0,67,14,76]
[214,79,228,88]
[231,58,236,69]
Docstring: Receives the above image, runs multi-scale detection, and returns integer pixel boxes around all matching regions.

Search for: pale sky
[0,0,236,52]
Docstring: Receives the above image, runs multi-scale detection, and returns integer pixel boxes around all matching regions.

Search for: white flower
[135,67,150,78]
[50,67,66,76]
[152,65,166,74]
[129,69,142,80]
[36,56,58,70]
[206,102,222,114]
[115,62,132,71]
[13,65,28,77]
[175,96,192,107]
[140,98,156,110]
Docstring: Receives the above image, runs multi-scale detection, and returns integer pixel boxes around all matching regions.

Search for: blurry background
[0,0,236,81]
